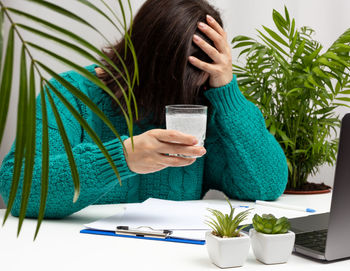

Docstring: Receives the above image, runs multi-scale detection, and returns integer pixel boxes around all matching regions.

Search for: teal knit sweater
[0,64,288,218]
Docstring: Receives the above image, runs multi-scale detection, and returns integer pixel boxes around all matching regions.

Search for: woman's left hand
[188,15,233,88]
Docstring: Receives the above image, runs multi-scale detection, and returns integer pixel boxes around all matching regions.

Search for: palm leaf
[16,10,139,132]
[284,6,290,25]
[43,76,122,184]
[17,47,37,236]
[13,24,128,152]
[257,29,289,57]
[45,85,80,203]
[262,25,289,47]
[27,0,91,27]
[272,10,288,38]
[1,0,137,238]
[3,45,27,225]
[99,0,139,113]
[7,8,132,101]
[127,0,133,34]
[34,79,49,241]
[0,25,14,143]
[0,7,4,64]
[8,2,138,121]
[77,0,124,36]
[117,0,128,34]
[27,0,134,80]
[37,62,127,154]
[76,0,140,94]
[26,42,135,139]
[232,7,350,189]
[289,18,296,40]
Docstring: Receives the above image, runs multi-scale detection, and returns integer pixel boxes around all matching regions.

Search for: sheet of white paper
[170,230,208,241]
[85,198,213,232]
[84,198,314,241]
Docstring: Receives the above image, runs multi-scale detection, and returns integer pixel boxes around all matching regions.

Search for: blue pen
[230,205,250,208]
[255,200,316,213]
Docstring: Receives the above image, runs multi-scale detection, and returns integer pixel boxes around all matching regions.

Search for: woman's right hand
[123,129,207,174]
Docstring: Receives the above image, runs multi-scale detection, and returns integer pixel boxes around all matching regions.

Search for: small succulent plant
[205,197,252,238]
[252,214,291,234]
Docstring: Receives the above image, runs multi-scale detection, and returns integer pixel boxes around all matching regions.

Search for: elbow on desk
[231,155,288,202]
[254,141,289,201]
[233,178,287,202]
[257,156,288,201]
[0,156,76,219]
[0,176,73,220]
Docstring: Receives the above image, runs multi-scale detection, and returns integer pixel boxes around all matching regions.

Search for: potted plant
[231,6,350,193]
[250,214,295,264]
[204,197,251,268]
[0,0,137,237]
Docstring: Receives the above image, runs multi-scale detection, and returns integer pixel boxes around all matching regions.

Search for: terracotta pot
[284,182,332,194]
[284,188,331,195]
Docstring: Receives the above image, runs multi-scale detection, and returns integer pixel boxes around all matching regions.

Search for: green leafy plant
[231,6,350,190]
[0,0,138,238]
[205,197,251,238]
[252,214,290,234]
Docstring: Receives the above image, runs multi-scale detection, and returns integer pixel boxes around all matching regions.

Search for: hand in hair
[123,129,207,174]
[188,15,233,88]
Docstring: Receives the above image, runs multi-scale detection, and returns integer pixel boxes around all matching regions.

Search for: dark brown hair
[97,0,223,125]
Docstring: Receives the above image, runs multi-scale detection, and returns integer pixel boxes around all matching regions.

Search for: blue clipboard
[80,229,205,245]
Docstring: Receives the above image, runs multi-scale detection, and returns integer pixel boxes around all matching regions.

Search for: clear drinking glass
[165,105,207,158]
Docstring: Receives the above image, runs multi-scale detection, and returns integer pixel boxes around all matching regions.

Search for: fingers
[193,34,220,62]
[158,142,206,157]
[197,20,227,53]
[188,56,216,74]
[123,134,201,174]
[157,154,196,168]
[149,129,198,145]
[189,15,233,88]
[206,15,226,37]
[149,129,206,157]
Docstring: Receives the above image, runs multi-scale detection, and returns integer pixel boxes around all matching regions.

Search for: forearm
[205,77,288,200]
[0,136,136,218]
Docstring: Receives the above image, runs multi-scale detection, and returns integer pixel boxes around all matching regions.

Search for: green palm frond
[232,6,350,189]
[0,0,138,239]
[17,46,37,236]
[0,7,4,64]
[0,25,14,143]
[34,79,49,240]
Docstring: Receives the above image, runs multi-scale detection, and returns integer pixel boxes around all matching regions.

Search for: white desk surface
[1,193,349,271]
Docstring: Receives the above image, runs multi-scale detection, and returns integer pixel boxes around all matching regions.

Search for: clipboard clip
[116,226,173,239]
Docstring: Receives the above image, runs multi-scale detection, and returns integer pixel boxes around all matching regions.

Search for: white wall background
[1,0,350,207]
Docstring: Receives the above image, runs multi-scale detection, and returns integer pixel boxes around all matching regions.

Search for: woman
[0,0,288,218]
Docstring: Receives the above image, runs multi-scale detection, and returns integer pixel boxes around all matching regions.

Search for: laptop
[287,113,350,261]
[244,113,350,261]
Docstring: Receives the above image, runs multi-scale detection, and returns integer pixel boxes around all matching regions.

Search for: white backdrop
[1,0,350,206]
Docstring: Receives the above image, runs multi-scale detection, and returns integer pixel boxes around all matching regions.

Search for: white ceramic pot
[249,228,295,264]
[205,231,250,268]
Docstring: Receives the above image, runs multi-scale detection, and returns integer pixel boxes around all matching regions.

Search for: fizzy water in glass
[165,105,207,158]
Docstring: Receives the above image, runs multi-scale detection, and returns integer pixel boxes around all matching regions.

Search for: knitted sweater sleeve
[0,73,136,219]
[202,75,288,200]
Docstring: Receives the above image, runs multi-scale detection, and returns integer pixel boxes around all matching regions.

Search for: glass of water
[165,105,207,157]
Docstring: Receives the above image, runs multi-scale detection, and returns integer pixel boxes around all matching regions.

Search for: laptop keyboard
[295,229,328,253]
